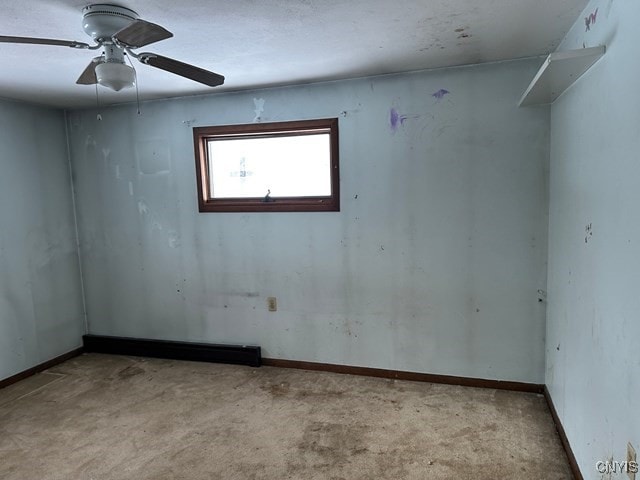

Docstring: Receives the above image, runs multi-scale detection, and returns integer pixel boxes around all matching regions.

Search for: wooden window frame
[193,118,340,212]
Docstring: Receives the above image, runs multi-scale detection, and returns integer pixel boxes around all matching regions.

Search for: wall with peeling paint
[67,58,549,383]
[0,99,85,381]
[546,0,640,476]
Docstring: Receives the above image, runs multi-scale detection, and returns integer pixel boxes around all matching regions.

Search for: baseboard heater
[82,335,261,367]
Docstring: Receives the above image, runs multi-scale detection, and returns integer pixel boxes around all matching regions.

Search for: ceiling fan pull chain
[125,53,141,115]
[134,71,141,115]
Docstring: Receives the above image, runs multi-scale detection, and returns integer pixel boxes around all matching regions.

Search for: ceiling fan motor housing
[82,4,139,42]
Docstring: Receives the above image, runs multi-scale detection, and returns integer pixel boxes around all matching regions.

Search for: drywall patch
[168,231,181,249]
[136,199,163,232]
[137,200,149,216]
[136,140,171,175]
[253,98,265,122]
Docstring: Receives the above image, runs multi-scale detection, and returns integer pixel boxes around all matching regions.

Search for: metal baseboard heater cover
[83,334,261,367]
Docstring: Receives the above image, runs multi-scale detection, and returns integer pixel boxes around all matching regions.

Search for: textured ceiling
[0,0,588,109]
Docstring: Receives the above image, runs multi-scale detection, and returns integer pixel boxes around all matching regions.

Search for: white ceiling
[0,0,588,109]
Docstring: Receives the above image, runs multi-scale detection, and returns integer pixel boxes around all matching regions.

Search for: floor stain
[296,422,371,469]
[261,381,290,397]
[117,365,145,379]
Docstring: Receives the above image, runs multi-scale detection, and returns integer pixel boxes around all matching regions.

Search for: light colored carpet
[0,353,572,479]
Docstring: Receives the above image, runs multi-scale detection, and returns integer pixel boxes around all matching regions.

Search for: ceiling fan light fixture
[95,62,135,91]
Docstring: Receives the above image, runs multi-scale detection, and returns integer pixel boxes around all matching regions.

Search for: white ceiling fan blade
[0,35,90,49]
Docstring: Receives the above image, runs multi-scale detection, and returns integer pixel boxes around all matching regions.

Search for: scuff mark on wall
[136,141,171,175]
[434,124,454,137]
[537,289,547,303]
[585,8,598,31]
[585,223,593,244]
[454,27,471,43]
[253,98,265,123]
[25,229,70,269]
[432,89,451,101]
[340,104,362,117]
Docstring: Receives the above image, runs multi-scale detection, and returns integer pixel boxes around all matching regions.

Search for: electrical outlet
[267,297,277,312]
[628,443,637,480]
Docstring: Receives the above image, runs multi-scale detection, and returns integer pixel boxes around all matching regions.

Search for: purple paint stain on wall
[432,89,450,100]
[585,8,598,31]
[390,107,399,127]
[390,107,408,132]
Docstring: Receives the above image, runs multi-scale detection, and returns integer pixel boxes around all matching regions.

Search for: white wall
[546,0,640,477]
[0,99,85,381]
[68,58,550,383]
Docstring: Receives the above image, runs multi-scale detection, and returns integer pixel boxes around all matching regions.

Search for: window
[193,118,339,212]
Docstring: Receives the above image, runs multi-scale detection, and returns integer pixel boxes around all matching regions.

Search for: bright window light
[193,119,339,212]
[208,133,331,199]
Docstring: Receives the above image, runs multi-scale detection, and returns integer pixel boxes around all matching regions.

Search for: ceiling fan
[0,4,224,92]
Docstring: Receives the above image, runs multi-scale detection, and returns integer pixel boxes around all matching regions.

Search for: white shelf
[518,46,606,107]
